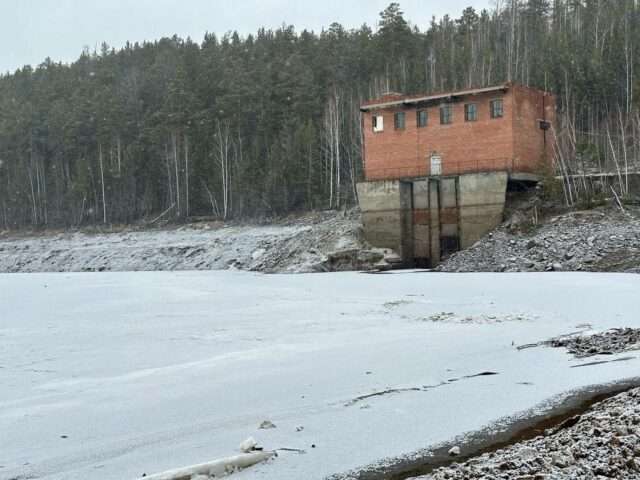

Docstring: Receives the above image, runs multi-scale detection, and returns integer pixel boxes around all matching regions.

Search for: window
[394,112,406,130]
[490,99,504,119]
[417,110,428,128]
[373,115,384,132]
[440,104,452,124]
[464,103,478,122]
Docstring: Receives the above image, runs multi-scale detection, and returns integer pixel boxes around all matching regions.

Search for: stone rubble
[413,387,640,480]
[437,206,640,273]
[549,328,640,358]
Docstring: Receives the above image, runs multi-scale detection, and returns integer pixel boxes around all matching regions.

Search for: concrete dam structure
[357,173,508,266]
[358,83,556,266]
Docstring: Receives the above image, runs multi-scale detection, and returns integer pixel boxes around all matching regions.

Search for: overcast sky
[1,0,493,74]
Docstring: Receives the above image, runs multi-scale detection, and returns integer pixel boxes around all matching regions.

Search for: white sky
[1,0,492,74]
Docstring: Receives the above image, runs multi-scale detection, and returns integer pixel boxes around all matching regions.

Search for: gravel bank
[412,386,640,479]
[437,206,640,273]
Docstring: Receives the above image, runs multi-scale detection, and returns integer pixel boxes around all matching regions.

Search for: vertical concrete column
[429,178,441,265]
[439,177,461,256]
[399,181,414,263]
[458,172,508,248]
[412,179,431,262]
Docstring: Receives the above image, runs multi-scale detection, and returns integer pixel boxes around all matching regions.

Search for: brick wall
[362,85,554,181]
[512,84,556,174]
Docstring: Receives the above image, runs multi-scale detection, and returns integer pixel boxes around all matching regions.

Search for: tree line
[0,0,638,229]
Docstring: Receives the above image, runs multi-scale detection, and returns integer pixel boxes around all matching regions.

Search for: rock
[448,446,461,456]
[259,420,276,429]
[615,425,628,436]
[551,263,563,271]
[384,251,403,264]
[517,447,538,461]
[251,248,266,260]
[551,452,574,467]
[324,249,385,272]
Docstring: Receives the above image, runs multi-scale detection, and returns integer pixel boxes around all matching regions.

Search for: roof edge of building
[360,83,512,111]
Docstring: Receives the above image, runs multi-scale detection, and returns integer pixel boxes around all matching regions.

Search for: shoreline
[340,377,640,480]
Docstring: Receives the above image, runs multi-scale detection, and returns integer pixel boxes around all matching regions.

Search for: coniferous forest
[1,1,639,229]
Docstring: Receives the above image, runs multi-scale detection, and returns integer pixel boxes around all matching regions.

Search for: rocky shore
[437,206,640,273]
[413,386,640,480]
[411,326,640,480]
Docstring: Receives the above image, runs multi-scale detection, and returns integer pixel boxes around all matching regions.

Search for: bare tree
[172,132,181,217]
[184,134,190,218]
[99,143,107,224]
[213,120,234,219]
[323,88,342,209]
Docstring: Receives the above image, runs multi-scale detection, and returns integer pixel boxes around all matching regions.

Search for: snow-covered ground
[1,271,639,480]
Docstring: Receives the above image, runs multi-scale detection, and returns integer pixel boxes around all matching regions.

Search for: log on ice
[137,451,276,480]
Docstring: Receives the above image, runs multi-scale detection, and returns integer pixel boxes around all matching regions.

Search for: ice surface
[1,271,638,479]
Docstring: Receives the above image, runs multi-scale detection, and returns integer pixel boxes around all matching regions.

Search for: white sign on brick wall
[430,153,442,176]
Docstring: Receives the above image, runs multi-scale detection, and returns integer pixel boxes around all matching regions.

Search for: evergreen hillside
[0,1,638,228]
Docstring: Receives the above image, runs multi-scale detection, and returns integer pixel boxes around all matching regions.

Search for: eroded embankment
[337,378,640,480]
[0,210,381,273]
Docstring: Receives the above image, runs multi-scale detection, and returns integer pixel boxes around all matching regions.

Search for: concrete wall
[358,172,508,266]
[412,180,431,260]
[512,85,556,174]
[458,172,508,248]
[356,180,413,259]
[439,177,459,239]
[428,180,441,263]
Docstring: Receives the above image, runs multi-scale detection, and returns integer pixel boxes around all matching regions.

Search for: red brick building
[357,83,556,267]
[360,83,555,181]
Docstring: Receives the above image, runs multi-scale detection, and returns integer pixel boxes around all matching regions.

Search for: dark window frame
[464,103,478,122]
[490,98,504,119]
[440,104,453,125]
[394,111,406,130]
[417,109,428,128]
